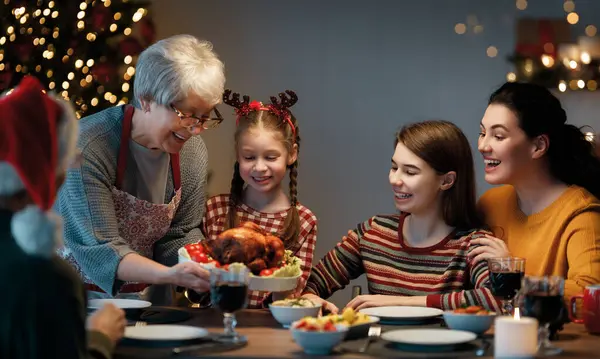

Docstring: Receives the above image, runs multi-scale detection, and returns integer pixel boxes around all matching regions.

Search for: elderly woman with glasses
[56,35,225,304]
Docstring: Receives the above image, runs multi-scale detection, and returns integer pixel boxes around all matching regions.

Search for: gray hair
[132,34,225,108]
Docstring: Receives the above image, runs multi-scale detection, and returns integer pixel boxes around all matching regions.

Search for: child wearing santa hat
[0,76,126,358]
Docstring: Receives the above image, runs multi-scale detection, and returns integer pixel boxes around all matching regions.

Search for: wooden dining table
[114,308,600,359]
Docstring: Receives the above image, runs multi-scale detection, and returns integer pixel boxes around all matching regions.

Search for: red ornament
[139,18,156,45]
[92,63,116,84]
[0,71,14,91]
[91,6,111,31]
[15,42,34,61]
[119,38,143,56]
[515,19,570,58]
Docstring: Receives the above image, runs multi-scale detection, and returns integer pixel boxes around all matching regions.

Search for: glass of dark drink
[521,275,565,356]
[209,265,250,344]
[487,257,525,315]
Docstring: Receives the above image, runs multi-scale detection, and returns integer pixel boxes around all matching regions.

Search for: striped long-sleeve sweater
[304,213,501,311]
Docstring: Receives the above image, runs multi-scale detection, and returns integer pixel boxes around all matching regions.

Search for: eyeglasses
[170,104,224,130]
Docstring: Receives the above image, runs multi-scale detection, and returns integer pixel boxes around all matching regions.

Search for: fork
[358,326,381,353]
[134,321,147,327]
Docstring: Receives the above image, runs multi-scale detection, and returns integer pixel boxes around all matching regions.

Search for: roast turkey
[203,222,285,275]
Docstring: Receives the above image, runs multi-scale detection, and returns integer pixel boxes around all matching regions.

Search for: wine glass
[209,265,250,344]
[487,257,525,315]
[183,288,211,308]
[520,275,565,356]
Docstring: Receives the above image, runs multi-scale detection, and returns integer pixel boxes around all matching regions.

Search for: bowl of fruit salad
[290,317,349,355]
[442,306,497,334]
[179,223,301,292]
[319,308,380,340]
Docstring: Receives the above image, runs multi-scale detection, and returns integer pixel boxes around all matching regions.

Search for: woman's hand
[301,293,340,315]
[87,303,126,344]
[468,234,511,265]
[163,262,210,293]
[345,294,421,311]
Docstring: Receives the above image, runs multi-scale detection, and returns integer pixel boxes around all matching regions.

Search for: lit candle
[494,308,538,358]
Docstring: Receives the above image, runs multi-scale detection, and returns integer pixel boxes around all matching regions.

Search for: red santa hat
[0,76,78,257]
[0,76,61,209]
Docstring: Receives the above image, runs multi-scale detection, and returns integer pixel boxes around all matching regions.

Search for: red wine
[211,282,248,313]
[489,271,524,300]
[523,293,564,325]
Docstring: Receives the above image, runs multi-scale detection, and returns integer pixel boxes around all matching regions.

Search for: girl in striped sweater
[302,120,500,313]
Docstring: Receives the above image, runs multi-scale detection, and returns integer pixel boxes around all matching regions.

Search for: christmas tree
[0,0,155,117]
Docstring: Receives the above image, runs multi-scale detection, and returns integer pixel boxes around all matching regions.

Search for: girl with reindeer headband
[201,89,317,309]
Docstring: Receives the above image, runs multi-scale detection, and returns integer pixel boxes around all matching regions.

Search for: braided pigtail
[225,161,244,230]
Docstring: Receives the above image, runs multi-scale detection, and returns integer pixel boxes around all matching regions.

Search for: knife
[171,341,220,355]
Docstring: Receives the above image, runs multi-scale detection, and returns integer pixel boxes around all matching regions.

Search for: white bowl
[442,311,496,334]
[269,303,321,327]
[290,323,348,355]
[178,247,300,292]
[248,274,300,292]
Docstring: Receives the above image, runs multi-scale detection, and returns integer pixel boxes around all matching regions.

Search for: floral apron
[64,105,182,304]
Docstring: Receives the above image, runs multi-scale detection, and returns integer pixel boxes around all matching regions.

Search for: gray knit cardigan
[56,105,208,294]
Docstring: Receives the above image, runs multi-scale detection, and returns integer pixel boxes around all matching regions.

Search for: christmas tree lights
[0,0,155,117]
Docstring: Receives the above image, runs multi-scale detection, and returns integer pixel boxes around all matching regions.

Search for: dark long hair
[489,82,600,198]
[225,110,301,248]
[395,120,482,230]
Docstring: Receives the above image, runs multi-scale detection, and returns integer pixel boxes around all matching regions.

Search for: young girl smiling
[202,90,317,309]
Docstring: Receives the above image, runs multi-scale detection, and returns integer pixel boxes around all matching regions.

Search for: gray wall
[152,0,600,307]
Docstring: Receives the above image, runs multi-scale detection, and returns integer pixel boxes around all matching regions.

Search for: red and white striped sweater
[304,213,501,311]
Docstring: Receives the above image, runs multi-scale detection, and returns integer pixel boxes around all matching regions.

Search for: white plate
[88,298,152,309]
[178,247,300,292]
[381,329,477,346]
[358,306,443,321]
[124,325,209,341]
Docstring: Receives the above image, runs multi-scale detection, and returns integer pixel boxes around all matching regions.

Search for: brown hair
[226,110,301,248]
[489,82,600,198]
[395,120,482,230]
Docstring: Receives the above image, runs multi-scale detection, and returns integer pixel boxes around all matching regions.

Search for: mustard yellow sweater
[478,185,600,298]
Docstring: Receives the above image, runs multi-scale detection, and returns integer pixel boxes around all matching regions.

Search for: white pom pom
[11,205,63,258]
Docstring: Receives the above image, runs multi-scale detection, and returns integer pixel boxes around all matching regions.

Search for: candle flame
[514,307,521,320]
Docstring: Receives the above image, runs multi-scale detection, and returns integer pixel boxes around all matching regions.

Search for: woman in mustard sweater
[473,82,600,299]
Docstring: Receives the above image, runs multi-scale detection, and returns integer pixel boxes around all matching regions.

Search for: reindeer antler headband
[223,89,297,136]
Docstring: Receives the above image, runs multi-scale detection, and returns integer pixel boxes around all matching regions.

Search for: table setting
[100,252,600,359]
[107,301,599,359]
